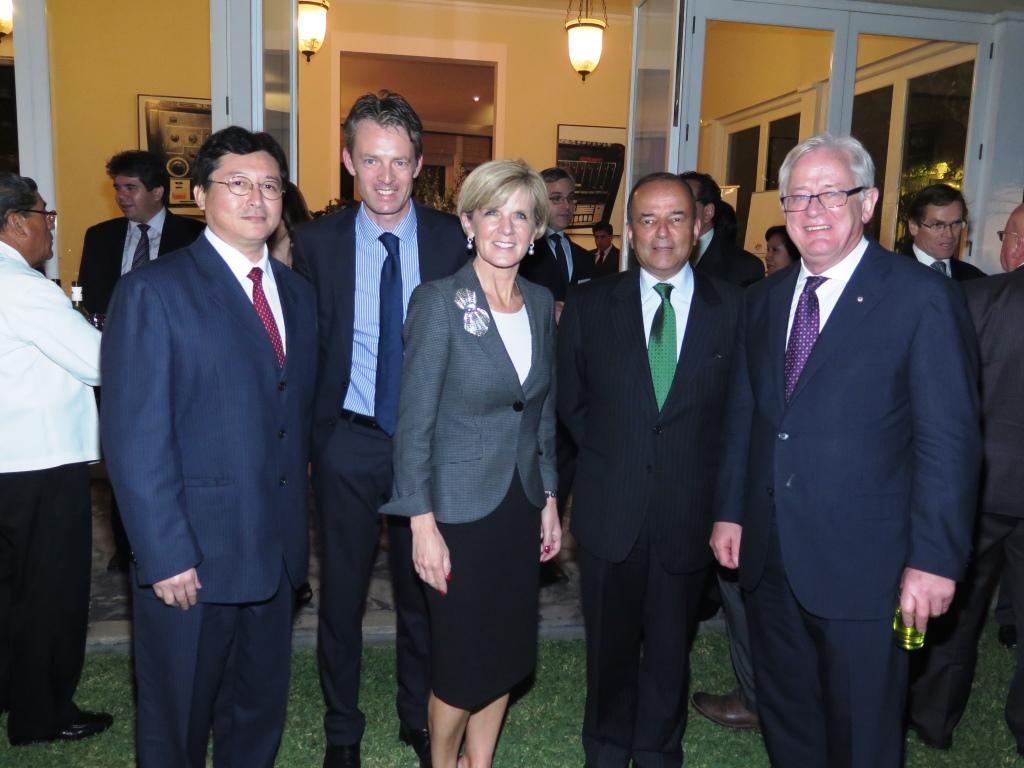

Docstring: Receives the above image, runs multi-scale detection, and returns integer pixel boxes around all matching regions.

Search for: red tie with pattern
[247,266,285,368]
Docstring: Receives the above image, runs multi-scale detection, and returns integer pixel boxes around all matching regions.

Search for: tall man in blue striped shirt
[292,91,468,768]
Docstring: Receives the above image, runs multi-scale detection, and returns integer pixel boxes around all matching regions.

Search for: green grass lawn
[1,625,1020,766]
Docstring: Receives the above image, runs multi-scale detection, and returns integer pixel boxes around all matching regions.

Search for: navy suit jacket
[558,268,742,572]
[694,228,765,287]
[78,210,205,314]
[291,202,469,455]
[716,241,982,619]
[100,237,317,604]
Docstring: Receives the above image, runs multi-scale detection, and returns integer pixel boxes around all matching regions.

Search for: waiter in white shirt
[0,173,113,746]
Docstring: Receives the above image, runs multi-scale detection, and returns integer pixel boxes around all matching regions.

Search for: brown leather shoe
[691,691,759,730]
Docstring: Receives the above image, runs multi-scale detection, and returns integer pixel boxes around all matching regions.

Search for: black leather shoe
[399,722,432,767]
[691,691,759,730]
[999,623,1017,649]
[10,710,113,745]
[324,743,360,768]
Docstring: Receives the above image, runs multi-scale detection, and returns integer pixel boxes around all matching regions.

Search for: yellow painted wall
[47,0,210,285]
[297,0,633,215]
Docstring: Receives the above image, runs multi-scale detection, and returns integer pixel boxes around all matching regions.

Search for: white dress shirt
[204,228,287,353]
[0,241,101,472]
[640,263,694,360]
[119,207,167,274]
[787,237,869,339]
[912,244,951,276]
[694,227,715,262]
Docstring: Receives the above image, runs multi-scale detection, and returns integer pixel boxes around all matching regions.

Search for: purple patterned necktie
[784,275,828,402]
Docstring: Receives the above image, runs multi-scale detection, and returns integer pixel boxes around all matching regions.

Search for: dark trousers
[909,512,1024,748]
[0,463,91,743]
[718,567,757,710]
[579,520,707,768]
[746,520,907,768]
[314,419,430,746]
[133,568,294,768]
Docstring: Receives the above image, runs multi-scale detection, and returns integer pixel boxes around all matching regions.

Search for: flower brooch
[454,288,490,337]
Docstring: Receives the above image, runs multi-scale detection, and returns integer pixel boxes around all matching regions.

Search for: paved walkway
[86,478,588,652]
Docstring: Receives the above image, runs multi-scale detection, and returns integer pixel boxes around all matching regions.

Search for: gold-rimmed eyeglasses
[208,176,284,200]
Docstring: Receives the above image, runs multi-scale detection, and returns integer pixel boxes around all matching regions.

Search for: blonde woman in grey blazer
[382,160,560,768]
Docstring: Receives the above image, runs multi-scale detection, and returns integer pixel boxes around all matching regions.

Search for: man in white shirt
[558,173,742,766]
[0,173,112,746]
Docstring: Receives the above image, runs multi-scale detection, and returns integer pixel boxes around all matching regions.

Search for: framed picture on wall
[137,95,212,214]
[556,124,627,233]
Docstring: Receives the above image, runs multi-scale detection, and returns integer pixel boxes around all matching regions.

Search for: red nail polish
[446,572,453,582]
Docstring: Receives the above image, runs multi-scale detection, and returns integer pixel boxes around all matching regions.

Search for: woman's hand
[410,512,451,595]
[539,498,562,562]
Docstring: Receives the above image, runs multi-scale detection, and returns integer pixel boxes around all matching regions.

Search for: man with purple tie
[711,134,981,768]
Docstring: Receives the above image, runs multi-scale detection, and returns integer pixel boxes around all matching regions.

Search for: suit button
[778,432,789,441]
[513,401,524,412]
[279,476,287,486]
[652,425,663,435]
[278,380,287,391]
[278,429,287,439]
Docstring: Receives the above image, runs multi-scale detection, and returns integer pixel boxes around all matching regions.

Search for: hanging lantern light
[565,0,607,82]
[297,0,330,63]
[0,0,13,41]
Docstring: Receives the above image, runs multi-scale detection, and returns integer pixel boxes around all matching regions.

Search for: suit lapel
[518,281,547,398]
[270,258,300,372]
[332,212,358,364]
[417,204,462,282]
[611,273,660,418]
[191,239,279,366]
[787,245,890,404]
[455,262,525,399]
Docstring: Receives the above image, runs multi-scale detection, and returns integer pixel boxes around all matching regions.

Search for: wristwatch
[544,490,557,500]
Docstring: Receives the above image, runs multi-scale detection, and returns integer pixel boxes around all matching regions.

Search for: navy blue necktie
[376,232,403,435]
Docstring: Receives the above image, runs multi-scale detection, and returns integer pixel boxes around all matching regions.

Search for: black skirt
[426,472,541,711]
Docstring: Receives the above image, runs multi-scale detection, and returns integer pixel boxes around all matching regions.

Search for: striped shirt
[344,204,422,418]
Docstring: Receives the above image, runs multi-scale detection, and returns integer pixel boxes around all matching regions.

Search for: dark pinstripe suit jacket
[557,267,742,572]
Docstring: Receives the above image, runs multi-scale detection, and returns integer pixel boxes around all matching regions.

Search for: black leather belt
[339,408,384,432]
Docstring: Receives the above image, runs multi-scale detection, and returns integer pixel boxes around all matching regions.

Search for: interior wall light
[0,0,13,42]
[298,0,330,63]
[565,0,607,82]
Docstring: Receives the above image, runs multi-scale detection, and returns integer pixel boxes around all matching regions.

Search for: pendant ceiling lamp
[565,0,608,82]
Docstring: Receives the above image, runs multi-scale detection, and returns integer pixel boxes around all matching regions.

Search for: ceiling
[441,0,1023,12]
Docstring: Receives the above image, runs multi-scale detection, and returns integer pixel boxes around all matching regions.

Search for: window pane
[851,86,893,242]
[727,126,760,247]
[766,113,799,191]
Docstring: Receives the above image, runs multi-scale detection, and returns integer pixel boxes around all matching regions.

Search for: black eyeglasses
[997,231,1022,244]
[208,176,284,200]
[548,194,578,205]
[780,187,865,213]
[16,208,58,223]
[918,219,965,234]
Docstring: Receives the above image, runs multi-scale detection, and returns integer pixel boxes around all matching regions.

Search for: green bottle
[893,606,925,650]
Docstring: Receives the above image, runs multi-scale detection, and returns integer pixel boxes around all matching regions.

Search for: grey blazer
[382,259,557,524]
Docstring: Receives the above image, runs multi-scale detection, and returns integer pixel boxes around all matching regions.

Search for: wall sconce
[565,0,607,82]
[0,0,13,42]
[297,0,330,63]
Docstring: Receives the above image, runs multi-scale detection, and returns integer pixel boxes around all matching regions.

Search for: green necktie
[648,282,676,410]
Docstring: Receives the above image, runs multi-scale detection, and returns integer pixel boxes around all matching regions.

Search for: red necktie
[247,266,285,368]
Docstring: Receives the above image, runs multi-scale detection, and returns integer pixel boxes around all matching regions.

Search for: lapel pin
[856,296,864,303]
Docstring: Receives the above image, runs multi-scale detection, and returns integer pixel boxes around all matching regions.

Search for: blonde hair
[456,159,549,237]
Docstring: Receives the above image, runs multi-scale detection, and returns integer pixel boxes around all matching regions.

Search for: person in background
[907,204,1024,755]
[764,224,799,275]
[0,173,112,746]
[680,171,764,287]
[269,181,313,269]
[590,221,620,278]
[382,159,561,768]
[904,183,985,281]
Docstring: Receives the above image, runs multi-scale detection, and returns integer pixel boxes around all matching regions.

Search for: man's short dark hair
[106,150,170,195]
[343,91,424,159]
[907,183,968,224]
[0,173,39,232]
[540,166,576,187]
[592,222,613,236]
[626,172,695,223]
[679,171,722,206]
[192,127,289,190]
